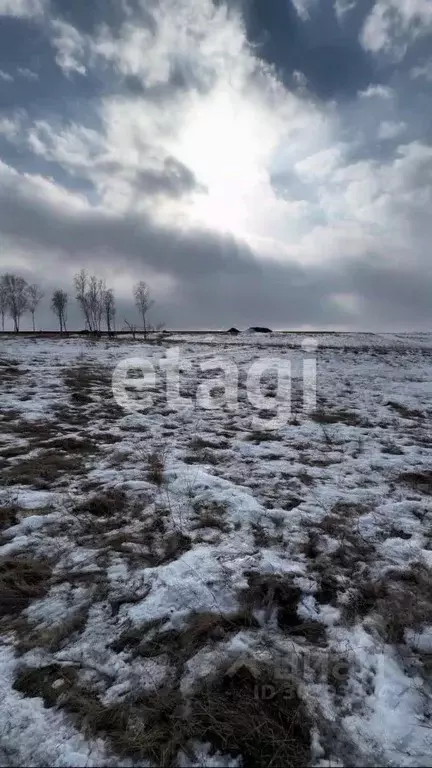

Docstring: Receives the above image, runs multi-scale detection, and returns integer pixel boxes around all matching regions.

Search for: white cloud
[17,67,39,81]
[0,0,47,17]
[0,115,23,139]
[291,0,317,21]
[411,61,432,81]
[378,120,406,139]
[0,69,13,82]
[50,19,87,75]
[358,84,394,99]
[334,0,357,20]
[361,0,432,58]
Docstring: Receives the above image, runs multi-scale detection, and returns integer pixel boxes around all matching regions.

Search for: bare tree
[51,289,68,333]
[0,278,7,332]
[103,287,116,333]
[1,274,28,332]
[124,318,137,340]
[88,276,104,333]
[27,283,44,332]
[74,270,104,333]
[133,281,154,339]
[74,269,92,331]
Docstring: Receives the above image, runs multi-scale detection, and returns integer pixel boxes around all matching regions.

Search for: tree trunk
[32,312,35,332]
[1,312,4,332]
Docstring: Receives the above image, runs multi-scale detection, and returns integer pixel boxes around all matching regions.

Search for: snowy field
[0,332,431,767]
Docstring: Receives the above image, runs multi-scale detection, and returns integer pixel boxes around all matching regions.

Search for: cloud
[0,0,431,329]
[358,84,394,99]
[377,120,406,139]
[50,19,88,75]
[0,69,13,81]
[411,60,432,81]
[291,0,317,21]
[334,0,357,20]
[17,67,39,80]
[0,0,47,17]
[0,116,22,139]
[361,0,432,58]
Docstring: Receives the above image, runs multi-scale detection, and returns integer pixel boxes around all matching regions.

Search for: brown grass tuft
[0,556,52,617]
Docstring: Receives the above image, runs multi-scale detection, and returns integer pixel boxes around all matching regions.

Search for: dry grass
[247,430,283,444]
[0,443,29,459]
[147,451,165,485]
[0,556,52,617]
[189,665,311,768]
[41,435,99,454]
[116,610,258,659]
[311,408,365,427]
[0,501,19,531]
[12,659,311,767]
[63,364,109,405]
[191,501,230,533]
[16,606,91,654]
[0,362,26,383]
[241,572,325,642]
[385,401,424,419]
[364,565,432,642]
[1,417,59,442]
[13,663,79,707]
[74,489,128,518]
[4,450,83,489]
[156,531,192,565]
[397,470,432,494]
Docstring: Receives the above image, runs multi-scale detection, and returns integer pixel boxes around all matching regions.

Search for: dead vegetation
[13,653,310,767]
[0,500,19,531]
[385,401,424,419]
[0,556,52,618]
[0,417,59,442]
[16,606,91,654]
[4,450,84,489]
[241,571,326,643]
[113,610,258,660]
[74,488,128,518]
[191,500,230,532]
[311,407,366,427]
[397,470,432,494]
[147,450,165,485]
[41,435,100,454]
[0,361,26,383]
[189,664,311,768]
[63,363,109,405]
[348,564,432,643]
[247,430,283,444]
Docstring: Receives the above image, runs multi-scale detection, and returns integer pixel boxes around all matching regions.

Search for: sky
[0,0,431,331]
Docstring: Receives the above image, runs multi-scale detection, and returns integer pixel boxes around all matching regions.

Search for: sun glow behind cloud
[173,84,277,238]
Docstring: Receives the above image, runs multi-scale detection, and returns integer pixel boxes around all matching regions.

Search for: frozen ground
[0,332,431,767]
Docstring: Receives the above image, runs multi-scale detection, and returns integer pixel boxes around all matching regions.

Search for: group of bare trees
[0,270,159,336]
[0,274,44,332]
[73,270,116,334]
